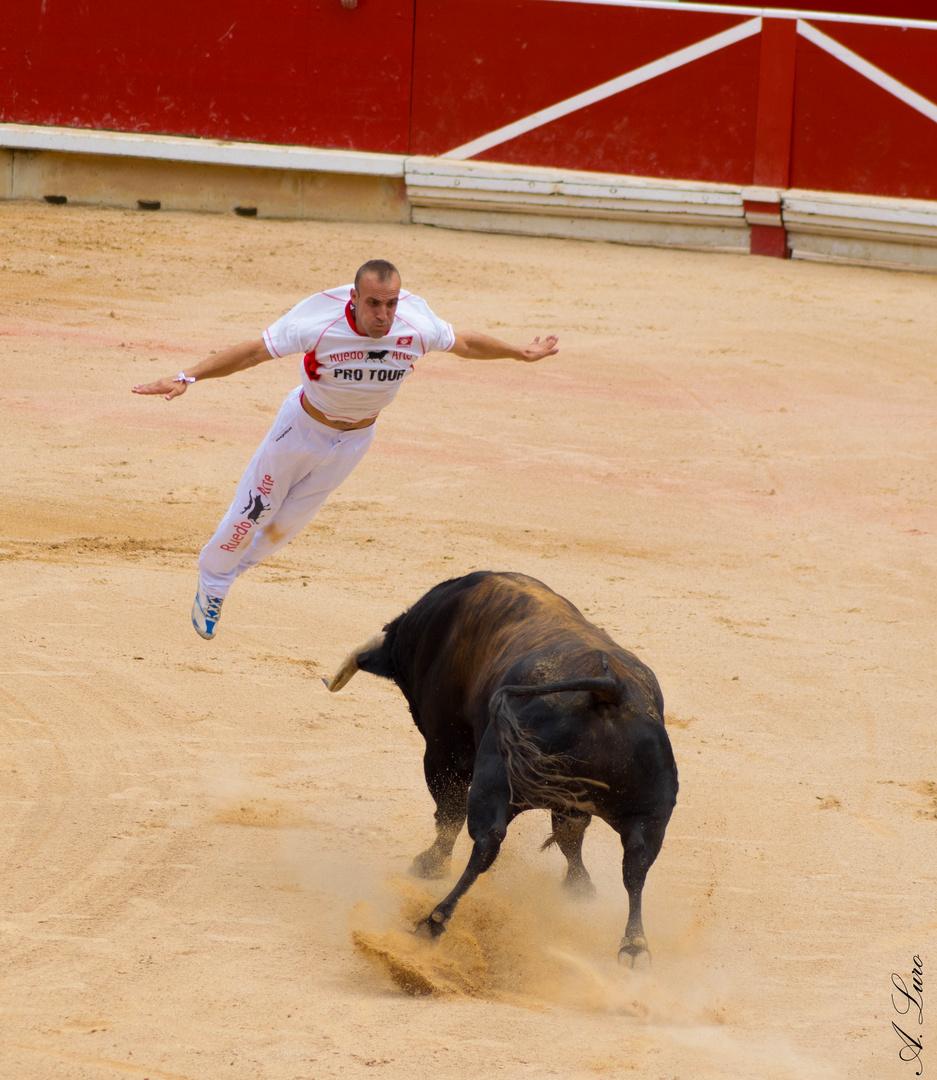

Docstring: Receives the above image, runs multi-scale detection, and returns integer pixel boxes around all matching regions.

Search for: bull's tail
[488,675,615,812]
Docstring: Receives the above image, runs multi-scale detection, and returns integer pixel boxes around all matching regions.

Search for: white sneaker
[192,588,224,639]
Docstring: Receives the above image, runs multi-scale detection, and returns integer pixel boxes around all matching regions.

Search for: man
[132,259,559,640]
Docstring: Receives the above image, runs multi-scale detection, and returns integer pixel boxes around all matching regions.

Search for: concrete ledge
[409,161,937,268]
[0,123,406,176]
[0,122,410,222]
[406,156,749,252]
[784,188,937,239]
[789,235,937,272]
[413,204,748,251]
[1,147,410,223]
[406,156,743,205]
[0,146,11,200]
[783,189,937,271]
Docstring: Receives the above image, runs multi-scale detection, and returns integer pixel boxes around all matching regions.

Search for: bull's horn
[322,630,386,692]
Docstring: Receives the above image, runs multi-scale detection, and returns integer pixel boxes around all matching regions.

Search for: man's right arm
[131,339,273,400]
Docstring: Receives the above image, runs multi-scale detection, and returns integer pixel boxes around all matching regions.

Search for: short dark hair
[354,259,400,291]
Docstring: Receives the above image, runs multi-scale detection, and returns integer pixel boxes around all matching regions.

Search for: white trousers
[198,387,376,597]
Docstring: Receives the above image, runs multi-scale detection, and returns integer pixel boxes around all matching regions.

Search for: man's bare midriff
[300,393,378,430]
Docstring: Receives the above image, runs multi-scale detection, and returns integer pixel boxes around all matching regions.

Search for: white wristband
[173,372,196,384]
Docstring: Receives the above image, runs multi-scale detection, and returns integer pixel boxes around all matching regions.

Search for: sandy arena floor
[1,199,934,1080]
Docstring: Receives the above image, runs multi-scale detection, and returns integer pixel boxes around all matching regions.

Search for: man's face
[351,272,401,339]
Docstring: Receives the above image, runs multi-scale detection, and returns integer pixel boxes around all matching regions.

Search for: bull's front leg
[416,737,512,938]
[411,737,473,880]
[410,787,468,880]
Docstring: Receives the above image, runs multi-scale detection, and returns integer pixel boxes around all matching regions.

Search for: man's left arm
[449,330,559,363]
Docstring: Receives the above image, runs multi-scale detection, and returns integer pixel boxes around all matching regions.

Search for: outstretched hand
[131,376,190,400]
[130,340,270,400]
[518,334,559,362]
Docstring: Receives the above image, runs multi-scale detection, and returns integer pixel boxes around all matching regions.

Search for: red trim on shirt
[303,349,321,381]
[345,300,366,337]
[263,329,281,358]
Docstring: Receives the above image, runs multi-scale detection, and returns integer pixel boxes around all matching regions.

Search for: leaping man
[132,259,559,639]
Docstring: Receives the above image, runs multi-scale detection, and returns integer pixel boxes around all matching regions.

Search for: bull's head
[322,629,389,692]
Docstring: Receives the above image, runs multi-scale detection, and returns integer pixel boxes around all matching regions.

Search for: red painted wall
[410,1,760,185]
[0,0,414,153]
[3,1,937,201]
[792,21,937,200]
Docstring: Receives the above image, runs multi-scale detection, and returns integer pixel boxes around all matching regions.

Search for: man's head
[351,259,401,339]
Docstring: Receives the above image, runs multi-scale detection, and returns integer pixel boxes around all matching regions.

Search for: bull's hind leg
[417,735,513,937]
[616,815,669,965]
[410,736,473,879]
[546,809,596,898]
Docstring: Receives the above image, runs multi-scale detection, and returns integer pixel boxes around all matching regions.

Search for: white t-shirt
[262,286,455,422]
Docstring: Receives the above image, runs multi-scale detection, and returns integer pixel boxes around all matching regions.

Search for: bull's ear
[356,645,394,680]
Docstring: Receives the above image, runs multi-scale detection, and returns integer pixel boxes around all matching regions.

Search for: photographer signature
[891,955,923,1075]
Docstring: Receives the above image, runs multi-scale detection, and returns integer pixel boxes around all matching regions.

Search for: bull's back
[397,572,663,734]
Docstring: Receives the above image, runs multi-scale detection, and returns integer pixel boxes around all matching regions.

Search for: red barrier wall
[793,20,937,199]
[4,1,937,201]
[1,0,414,153]
[410,2,760,185]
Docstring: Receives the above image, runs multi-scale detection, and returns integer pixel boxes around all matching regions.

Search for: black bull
[324,571,678,962]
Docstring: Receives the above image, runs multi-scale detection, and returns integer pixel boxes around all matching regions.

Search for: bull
[324,571,678,963]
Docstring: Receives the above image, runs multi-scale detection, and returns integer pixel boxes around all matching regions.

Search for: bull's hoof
[414,911,448,939]
[562,873,597,900]
[409,850,450,880]
[618,936,650,968]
